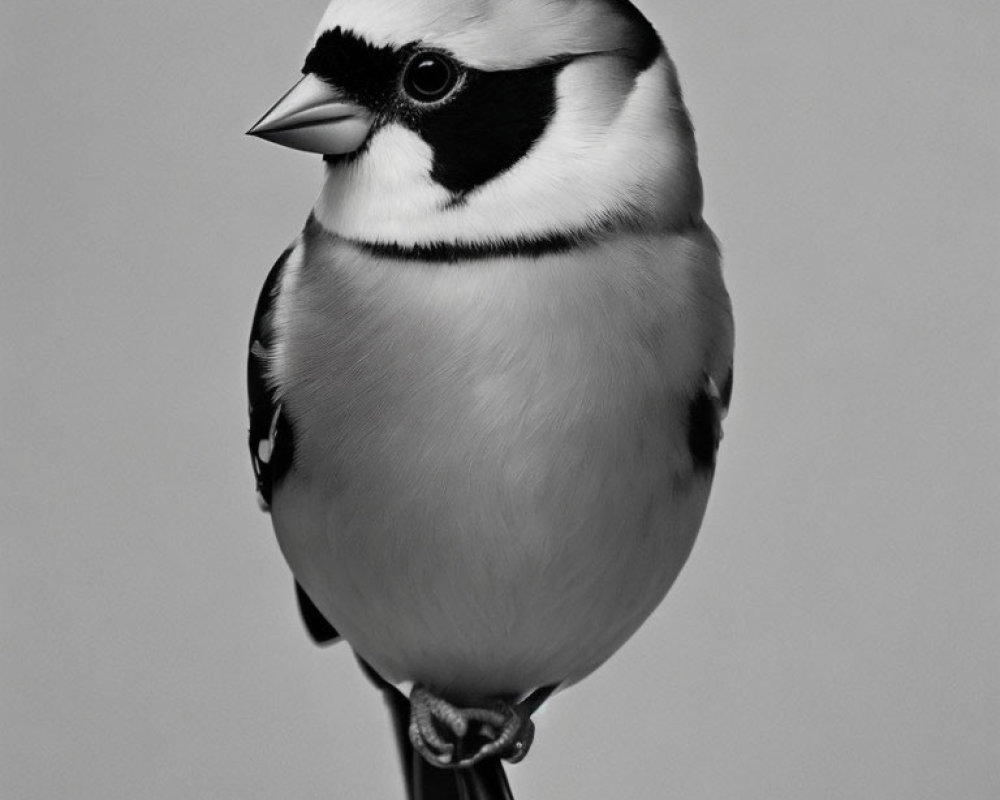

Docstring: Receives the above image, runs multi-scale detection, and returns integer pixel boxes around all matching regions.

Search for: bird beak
[247,74,373,154]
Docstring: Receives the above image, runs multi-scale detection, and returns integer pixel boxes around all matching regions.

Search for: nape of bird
[246,0,733,797]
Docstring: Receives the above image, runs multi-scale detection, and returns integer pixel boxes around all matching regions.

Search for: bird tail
[453,758,514,800]
[360,657,515,800]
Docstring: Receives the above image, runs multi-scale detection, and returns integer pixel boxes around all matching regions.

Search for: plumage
[247,0,733,795]
[266,216,729,698]
[295,581,340,645]
[311,52,702,247]
[309,0,656,70]
[247,245,296,509]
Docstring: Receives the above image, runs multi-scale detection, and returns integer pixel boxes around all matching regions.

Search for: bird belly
[270,240,716,702]
[275,468,707,703]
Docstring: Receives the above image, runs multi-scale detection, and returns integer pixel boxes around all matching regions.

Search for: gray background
[3,1,997,798]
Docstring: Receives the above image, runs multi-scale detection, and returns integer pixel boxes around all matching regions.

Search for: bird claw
[408,685,535,768]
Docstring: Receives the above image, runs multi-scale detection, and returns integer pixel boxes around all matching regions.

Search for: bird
[245,0,733,797]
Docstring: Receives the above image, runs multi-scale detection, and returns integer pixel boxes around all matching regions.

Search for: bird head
[249,0,703,247]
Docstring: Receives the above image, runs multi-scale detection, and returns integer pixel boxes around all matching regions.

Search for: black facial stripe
[419,62,564,195]
[303,26,403,107]
[302,20,654,196]
[303,27,565,195]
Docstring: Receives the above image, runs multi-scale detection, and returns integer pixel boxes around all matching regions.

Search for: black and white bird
[246,0,733,797]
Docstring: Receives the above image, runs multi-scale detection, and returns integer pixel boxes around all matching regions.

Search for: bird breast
[268,224,722,700]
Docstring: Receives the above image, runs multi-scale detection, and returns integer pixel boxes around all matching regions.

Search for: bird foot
[408,685,535,768]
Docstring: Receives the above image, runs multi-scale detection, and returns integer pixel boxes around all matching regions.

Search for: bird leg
[408,685,535,769]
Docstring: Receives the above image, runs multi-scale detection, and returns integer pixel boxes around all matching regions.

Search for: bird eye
[402,52,459,103]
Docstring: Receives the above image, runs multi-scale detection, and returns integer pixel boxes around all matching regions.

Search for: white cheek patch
[317,126,450,240]
[312,55,689,247]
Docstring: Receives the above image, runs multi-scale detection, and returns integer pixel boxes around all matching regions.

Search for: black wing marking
[249,248,340,647]
[719,364,734,414]
[687,364,733,474]
[248,246,296,509]
[295,582,340,645]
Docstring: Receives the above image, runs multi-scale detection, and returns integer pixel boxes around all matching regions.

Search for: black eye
[403,52,459,102]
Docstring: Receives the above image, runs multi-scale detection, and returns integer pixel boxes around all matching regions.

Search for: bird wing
[248,245,292,510]
[719,365,734,414]
[688,362,734,473]
[295,581,340,645]
[248,243,340,645]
